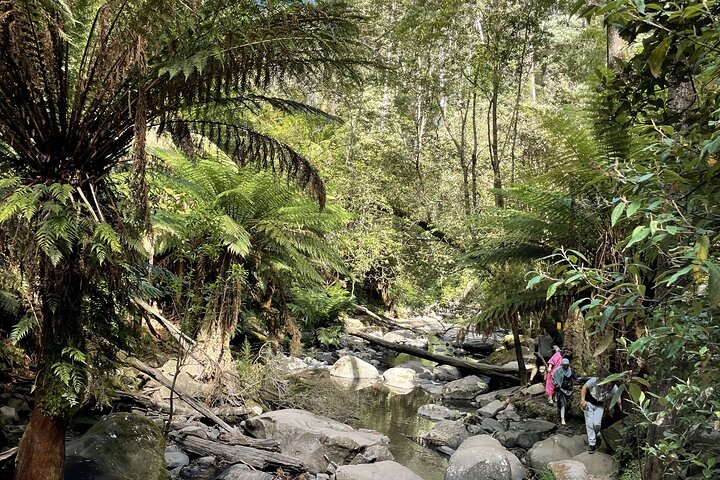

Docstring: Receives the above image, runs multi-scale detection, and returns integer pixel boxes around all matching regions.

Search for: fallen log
[172,433,304,472]
[119,352,235,433]
[348,330,520,383]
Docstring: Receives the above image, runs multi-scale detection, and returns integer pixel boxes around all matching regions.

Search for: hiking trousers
[584,402,603,447]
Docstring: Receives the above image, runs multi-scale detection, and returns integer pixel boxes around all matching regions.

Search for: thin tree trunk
[528,49,537,103]
[471,88,479,210]
[488,81,504,208]
[512,315,527,384]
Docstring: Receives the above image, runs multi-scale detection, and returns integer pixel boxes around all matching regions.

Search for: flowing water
[291,366,448,480]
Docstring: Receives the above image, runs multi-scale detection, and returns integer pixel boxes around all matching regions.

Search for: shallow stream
[291,357,449,480]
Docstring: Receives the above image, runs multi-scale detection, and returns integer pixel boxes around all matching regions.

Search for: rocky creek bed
[0,315,624,480]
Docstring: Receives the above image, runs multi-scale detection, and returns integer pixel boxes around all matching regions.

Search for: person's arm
[580,382,588,409]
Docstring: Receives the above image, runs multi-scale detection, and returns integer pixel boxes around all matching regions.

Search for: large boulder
[445,445,526,480]
[548,460,590,480]
[526,434,587,470]
[427,420,469,449]
[64,412,168,480]
[571,451,618,478]
[417,404,464,422]
[330,355,380,380]
[336,461,423,480]
[242,409,392,474]
[382,367,417,390]
[442,375,490,400]
[456,435,504,451]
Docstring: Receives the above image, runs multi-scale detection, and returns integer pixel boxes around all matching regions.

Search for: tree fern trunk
[13,406,66,480]
[15,256,84,480]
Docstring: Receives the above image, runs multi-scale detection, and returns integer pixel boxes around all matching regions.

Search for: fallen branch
[119,352,235,433]
[348,330,519,383]
[0,447,17,463]
[172,433,303,472]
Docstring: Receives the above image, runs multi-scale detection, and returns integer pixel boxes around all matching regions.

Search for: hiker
[552,357,574,425]
[581,376,623,454]
[528,329,554,384]
[544,345,563,404]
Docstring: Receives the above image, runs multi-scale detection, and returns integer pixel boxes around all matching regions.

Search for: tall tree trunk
[528,49,537,103]
[488,80,504,208]
[14,256,84,480]
[471,89,479,210]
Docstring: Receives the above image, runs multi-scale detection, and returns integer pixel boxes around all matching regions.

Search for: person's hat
[561,358,570,365]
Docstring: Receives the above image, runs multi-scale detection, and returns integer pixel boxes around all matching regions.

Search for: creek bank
[1,314,623,480]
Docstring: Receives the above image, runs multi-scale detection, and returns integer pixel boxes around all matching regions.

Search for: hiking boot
[588,445,597,454]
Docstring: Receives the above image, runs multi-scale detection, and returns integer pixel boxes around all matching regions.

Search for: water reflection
[292,371,447,480]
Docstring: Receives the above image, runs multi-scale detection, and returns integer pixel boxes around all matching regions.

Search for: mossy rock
[65,412,169,480]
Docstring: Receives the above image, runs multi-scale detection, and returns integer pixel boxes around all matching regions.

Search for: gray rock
[548,460,590,480]
[526,434,587,470]
[496,430,522,448]
[165,445,190,469]
[523,383,546,396]
[433,365,461,382]
[215,464,273,480]
[316,474,331,480]
[336,461,423,480]
[571,451,618,477]
[436,446,456,456]
[417,382,444,396]
[427,420,469,449]
[197,456,216,465]
[417,404,464,421]
[243,409,391,474]
[0,406,18,422]
[445,446,526,480]
[481,417,506,434]
[64,412,167,480]
[442,375,491,400]
[330,356,379,380]
[510,419,556,433]
[474,387,521,407]
[497,410,521,423]
[477,399,506,418]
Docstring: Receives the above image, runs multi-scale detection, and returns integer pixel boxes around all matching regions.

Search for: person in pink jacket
[545,346,562,404]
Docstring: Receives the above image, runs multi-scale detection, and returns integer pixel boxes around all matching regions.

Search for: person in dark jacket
[551,357,574,425]
[528,330,554,384]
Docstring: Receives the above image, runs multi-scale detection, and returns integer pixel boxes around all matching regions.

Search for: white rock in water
[330,355,379,379]
[382,367,416,389]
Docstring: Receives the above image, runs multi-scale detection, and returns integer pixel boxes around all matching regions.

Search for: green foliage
[289,284,353,342]
[50,347,88,408]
